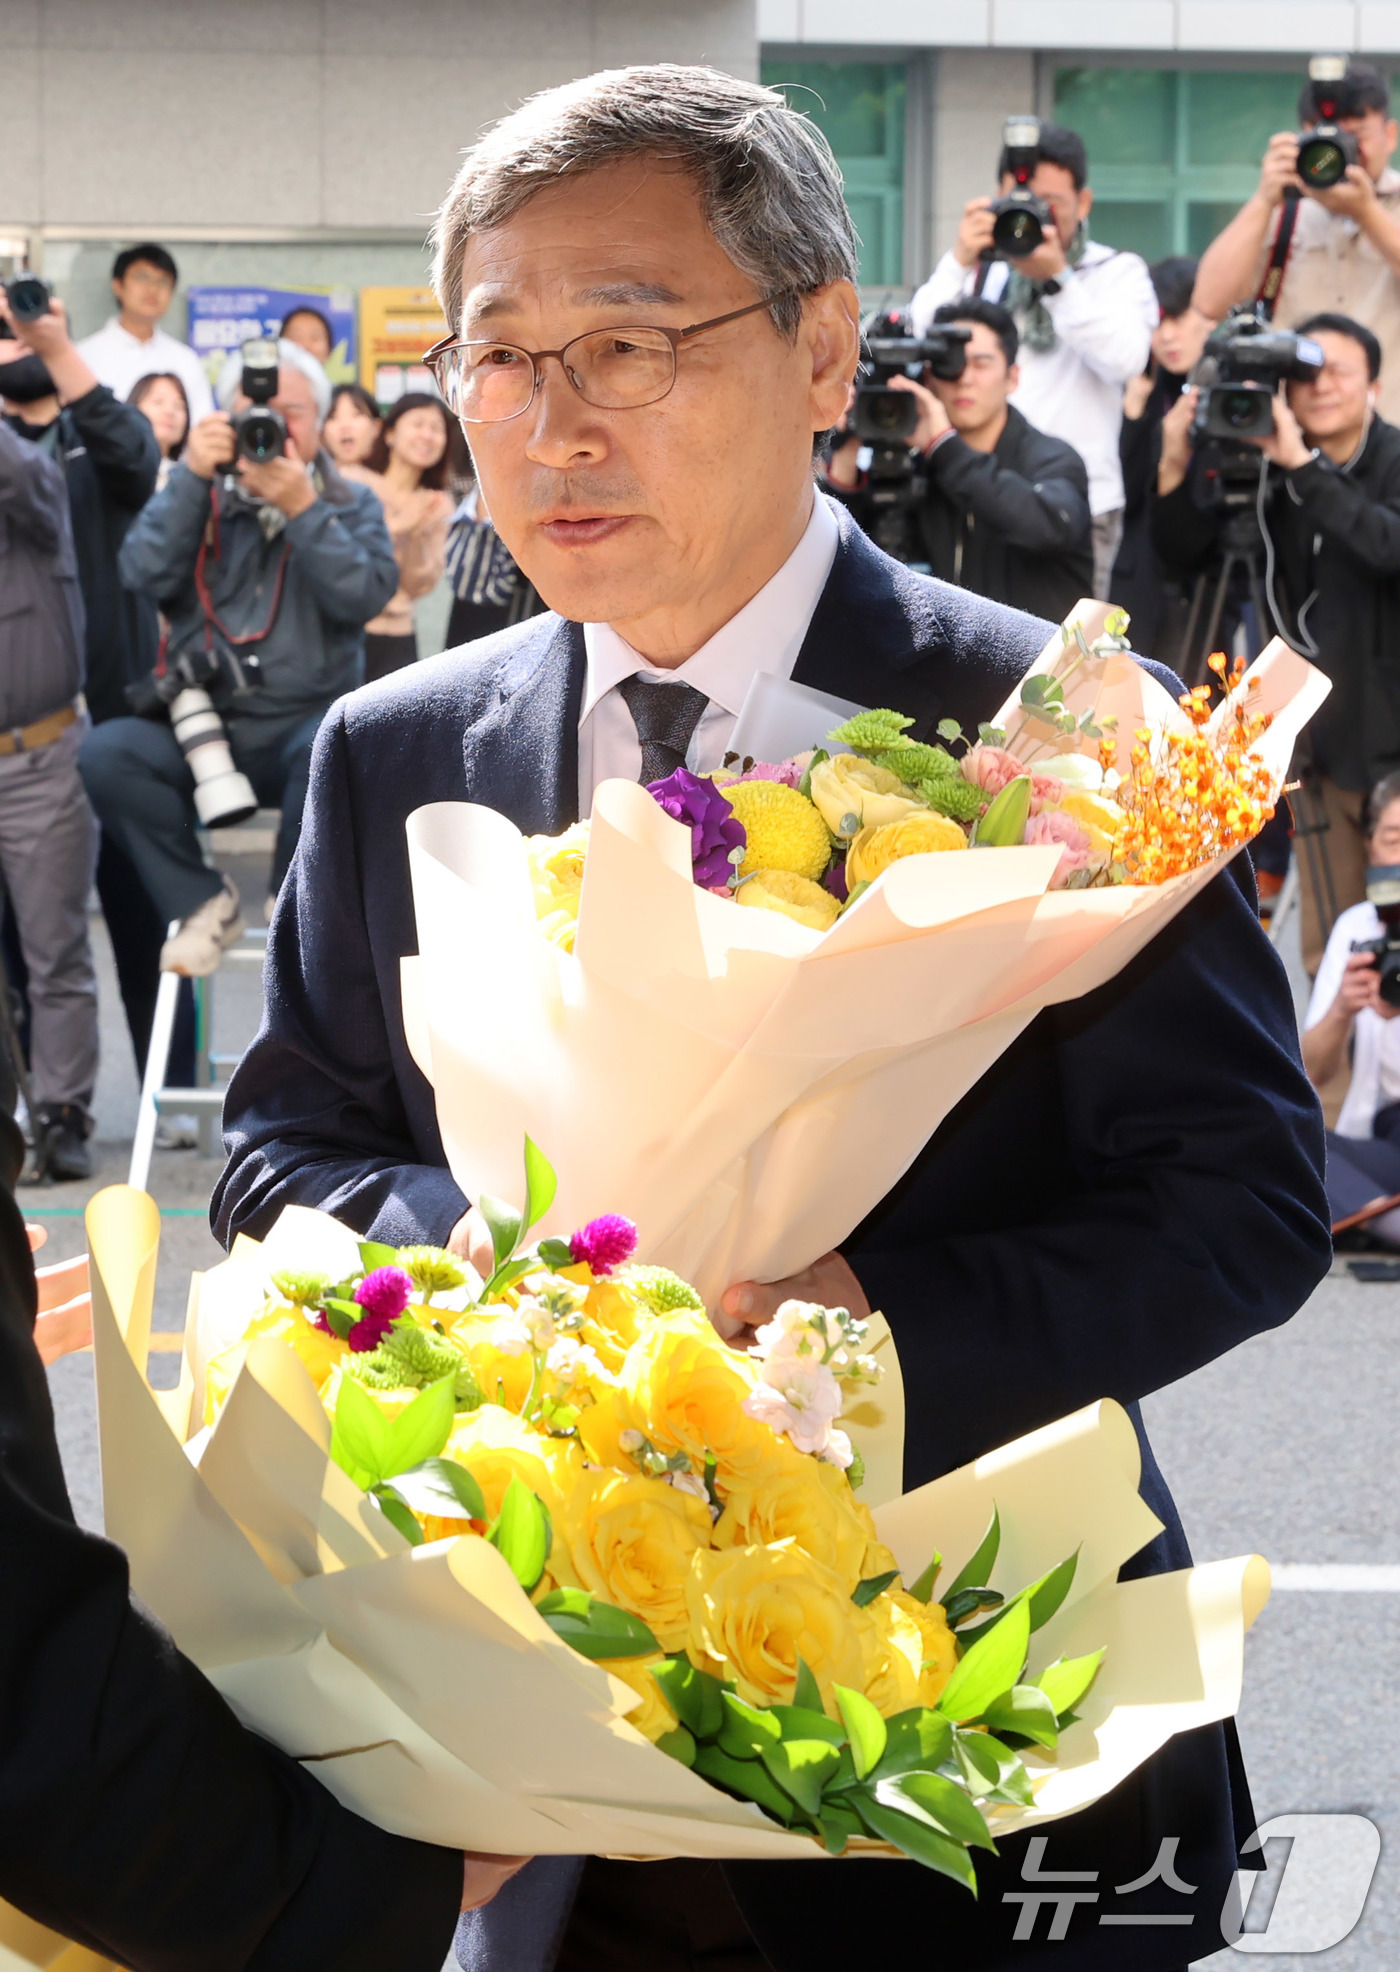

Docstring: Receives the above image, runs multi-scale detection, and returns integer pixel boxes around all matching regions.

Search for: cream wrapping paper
[400,605,1329,1310]
[89,1186,1271,1863]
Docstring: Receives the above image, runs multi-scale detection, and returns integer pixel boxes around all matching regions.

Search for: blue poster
[185,285,358,389]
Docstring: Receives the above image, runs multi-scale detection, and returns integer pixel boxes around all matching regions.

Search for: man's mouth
[537,514,635,547]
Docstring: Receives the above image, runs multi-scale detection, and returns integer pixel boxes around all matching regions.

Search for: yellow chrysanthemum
[724,780,832,881]
[736,868,840,932]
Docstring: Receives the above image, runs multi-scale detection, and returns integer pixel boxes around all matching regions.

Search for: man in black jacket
[1152,309,1400,969]
[827,298,1093,620]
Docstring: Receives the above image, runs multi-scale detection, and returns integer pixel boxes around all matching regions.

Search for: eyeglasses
[424,293,792,424]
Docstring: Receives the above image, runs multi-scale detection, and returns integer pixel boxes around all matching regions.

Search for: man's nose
[522,365,610,469]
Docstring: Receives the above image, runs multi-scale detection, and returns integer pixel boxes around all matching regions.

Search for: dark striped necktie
[616,674,710,785]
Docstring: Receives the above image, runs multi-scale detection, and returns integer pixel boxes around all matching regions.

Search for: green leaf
[488,1476,551,1592]
[1028,1549,1079,1633]
[976,723,1007,747]
[849,1792,979,1891]
[1019,674,1050,706]
[981,1684,1060,1749]
[481,1255,539,1301]
[1034,1649,1105,1721]
[876,1771,996,1852]
[692,1744,796,1826]
[869,1707,954,1782]
[535,1588,659,1660]
[972,778,1030,848]
[846,1441,866,1492]
[935,718,962,743]
[943,1508,1000,1605]
[937,1596,1030,1723]
[833,1685,887,1780]
[371,1485,426,1545]
[358,1240,398,1273]
[322,1297,359,1341]
[942,1587,1004,1629]
[655,1725,696,1766]
[798,747,829,803]
[388,1455,486,1521]
[379,1376,457,1478]
[717,1692,782,1761]
[760,1737,843,1815]
[814,1804,863,1856]
[330,1370,393,1487]
[522,1136,557,1236]
[792,1656,823,1716]
[851,1570,899,1608]
[477,1193,523,1272]
[770,1704,845,1747]
[537,1237,575,1270]
[651,1656,727,1741]
[906,1551,942,1604]
[952,1728,1031,1804]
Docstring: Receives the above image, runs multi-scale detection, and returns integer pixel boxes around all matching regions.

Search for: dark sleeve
[1286,449,1400,574]
[212,702,469,1249]
[281,487,399,627]
[117,463,213,602]
[61,384,159,513]
[924,430,1091,555]
[0,1118,461,1972]
[1149,473,1216,577]
[844,850,1331,1480]
[1118,406,1159,525]
[0,419,66,552]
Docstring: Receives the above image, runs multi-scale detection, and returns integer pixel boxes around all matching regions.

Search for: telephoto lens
[167,687,258,827]
[3,274,53,323]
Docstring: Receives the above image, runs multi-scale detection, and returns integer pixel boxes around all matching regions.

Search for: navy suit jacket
[214,505,1330,1969]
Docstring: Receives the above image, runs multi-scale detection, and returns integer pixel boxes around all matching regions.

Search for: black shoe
[36,1104,93,1182]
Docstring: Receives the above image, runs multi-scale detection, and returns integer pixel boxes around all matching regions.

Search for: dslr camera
[1295,55,1362,192]
[1,273,53,324]
[127,641,260,829]
[1351,864,1400,1008]
[1189,306,1324,442]
[989,117,1052,260]
[230,338,287,464]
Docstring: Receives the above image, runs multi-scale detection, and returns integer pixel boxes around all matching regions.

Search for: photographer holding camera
[81,339,397,975]
[1194,60,1400,423]
[825,297,1092,619]
[1152,310,1400,969]
[911,119,1157,599]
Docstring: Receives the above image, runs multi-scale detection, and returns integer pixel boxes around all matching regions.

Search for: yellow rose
[846,810,968,887]
[892,1588,959,1706]
[446,1311,535,1412]
[432,1404,583,1581]
[525,821,590,913]
[737,869,840,932]
[574,1383,639,1472]
[575,1275,651,1372]
[724,780,833,882]
[536,907,577,954]
[713,1457,869,1592]
[618,1322,775,1489]
[809,755,928,838]
[561,1469,713,1651]
[686,1540,877,1711]
[863,1590,927,1716]
[608,1652,680,1743]
[204,1305,345,1428]
[1051,787,1124,859]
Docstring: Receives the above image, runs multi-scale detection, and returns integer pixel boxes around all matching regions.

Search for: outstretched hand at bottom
[715,1250,870,1348]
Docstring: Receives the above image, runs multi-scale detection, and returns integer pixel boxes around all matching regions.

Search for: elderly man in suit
[214,65,1330,1972]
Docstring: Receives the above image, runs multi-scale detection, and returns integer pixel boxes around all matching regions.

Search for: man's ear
[1077,187,1094,226]
[806,279,861,434]
[110,276,123,303]
[1386,118,1399,164]
[1006,362,1020,393]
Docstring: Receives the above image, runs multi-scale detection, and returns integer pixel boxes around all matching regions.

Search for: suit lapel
[460,615,585,832]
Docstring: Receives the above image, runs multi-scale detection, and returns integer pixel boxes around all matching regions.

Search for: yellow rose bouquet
[87,1144,1269,1882]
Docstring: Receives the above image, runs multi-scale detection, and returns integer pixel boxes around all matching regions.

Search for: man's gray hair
[214,337,333,421]
[432,64,859,340]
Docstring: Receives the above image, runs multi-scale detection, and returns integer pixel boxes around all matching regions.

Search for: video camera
[851,311,970,445]
[1296,55,1363,192]
[1,274,53,325]
[989,117,1052,260]
[230,338,287,464]
[1189,306,1324,442]
[1351,865,1400,1008]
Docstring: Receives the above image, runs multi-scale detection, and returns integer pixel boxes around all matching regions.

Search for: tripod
[1177,503,1272,690]
[851,442,931,570]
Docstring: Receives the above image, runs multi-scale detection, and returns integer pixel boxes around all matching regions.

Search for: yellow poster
[358,286,448,403]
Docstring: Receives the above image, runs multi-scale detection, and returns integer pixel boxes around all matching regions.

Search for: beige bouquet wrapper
[401,606,1329,1310]
[86,1185,1270,1864]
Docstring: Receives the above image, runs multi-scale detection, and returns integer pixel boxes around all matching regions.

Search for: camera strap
[1256,190,1302,321]
[190,481,291,660]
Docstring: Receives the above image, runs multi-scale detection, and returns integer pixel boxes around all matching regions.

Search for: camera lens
[1220,390,1262,430]
[238,410,285,463]
[6,275,52,323]
[1297,136,1347,189]
[992,207,1043,258]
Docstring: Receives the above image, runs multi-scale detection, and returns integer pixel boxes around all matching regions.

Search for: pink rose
[1029,773,1066,814]
[961,744,1027,796]
[1024,809,1092,889]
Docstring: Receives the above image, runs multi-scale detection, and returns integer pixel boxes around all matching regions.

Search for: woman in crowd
[322,382,382,470]
[280,306,335,366]
[348,392,453,680]
[1303,770,1400,1242]
[128,371,190,490]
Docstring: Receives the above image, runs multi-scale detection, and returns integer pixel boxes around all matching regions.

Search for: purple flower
[732,759,803,789]
[353,1266,414,1322]
[823,859,849,903]
[647,767,746,890]
[347,1311,397,1353]
[569,1213,639,1276]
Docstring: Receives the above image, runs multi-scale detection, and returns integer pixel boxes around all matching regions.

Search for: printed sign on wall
[186,286,358,389]
[359,286,448,403]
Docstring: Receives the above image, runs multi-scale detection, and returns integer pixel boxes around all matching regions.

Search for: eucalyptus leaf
[936,1596,1030,1723]
[477,1193,523,1271]
[522,1136,558,1235]
[943,1507,1000,1605]
[850,1793,979,1890]
[488,1476,551,1592]
[875,1771,996,1852]
[980,1684,1060,1749]
[388,1455,486,1521]
[833,1684,886,1781]
[851,1570,899,1608]
[760,1737,843,1815]
[936,718,962,743]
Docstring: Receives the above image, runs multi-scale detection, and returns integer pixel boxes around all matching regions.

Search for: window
[761,60,906,286]
[1054,68,1305,262]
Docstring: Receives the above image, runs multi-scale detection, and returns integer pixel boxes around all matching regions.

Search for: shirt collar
[105,316,167,350]
[581,493,839,722]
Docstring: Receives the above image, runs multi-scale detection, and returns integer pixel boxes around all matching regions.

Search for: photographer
[81,340,396,974]
[1302,772,1400,1241]
[825,298,1092,619]
[1193,62,1400,422]
[1152,312,1400,969]
[910,122,1157,598]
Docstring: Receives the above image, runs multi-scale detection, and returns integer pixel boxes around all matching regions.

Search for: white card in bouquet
[725,670,866,768]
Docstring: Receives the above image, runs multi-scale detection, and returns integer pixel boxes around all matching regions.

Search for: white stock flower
[516,1296,557,1351]
[748,1299,825,1364]
[742,1354,844,1456]
[546,1335,602,1387]
[818,1427,854,1471]
[488,1312,532,1357]
[665,1470,710,1505]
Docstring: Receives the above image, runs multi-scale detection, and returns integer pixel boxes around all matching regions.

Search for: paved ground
[37,879,1398,1967]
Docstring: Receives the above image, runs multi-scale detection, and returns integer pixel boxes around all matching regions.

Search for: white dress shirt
[910,242,1157,517]
[577,492,840,810]
[76,317,215,424]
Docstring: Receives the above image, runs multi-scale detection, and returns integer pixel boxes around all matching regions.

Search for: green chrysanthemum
[342,1320,482,1408]
[624,1264,705,1315]
[869,742,961,786]
[828,709,915,751]
[916,775,983,823]
[394,1245,468,1294]
[270,1269,330,1306]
